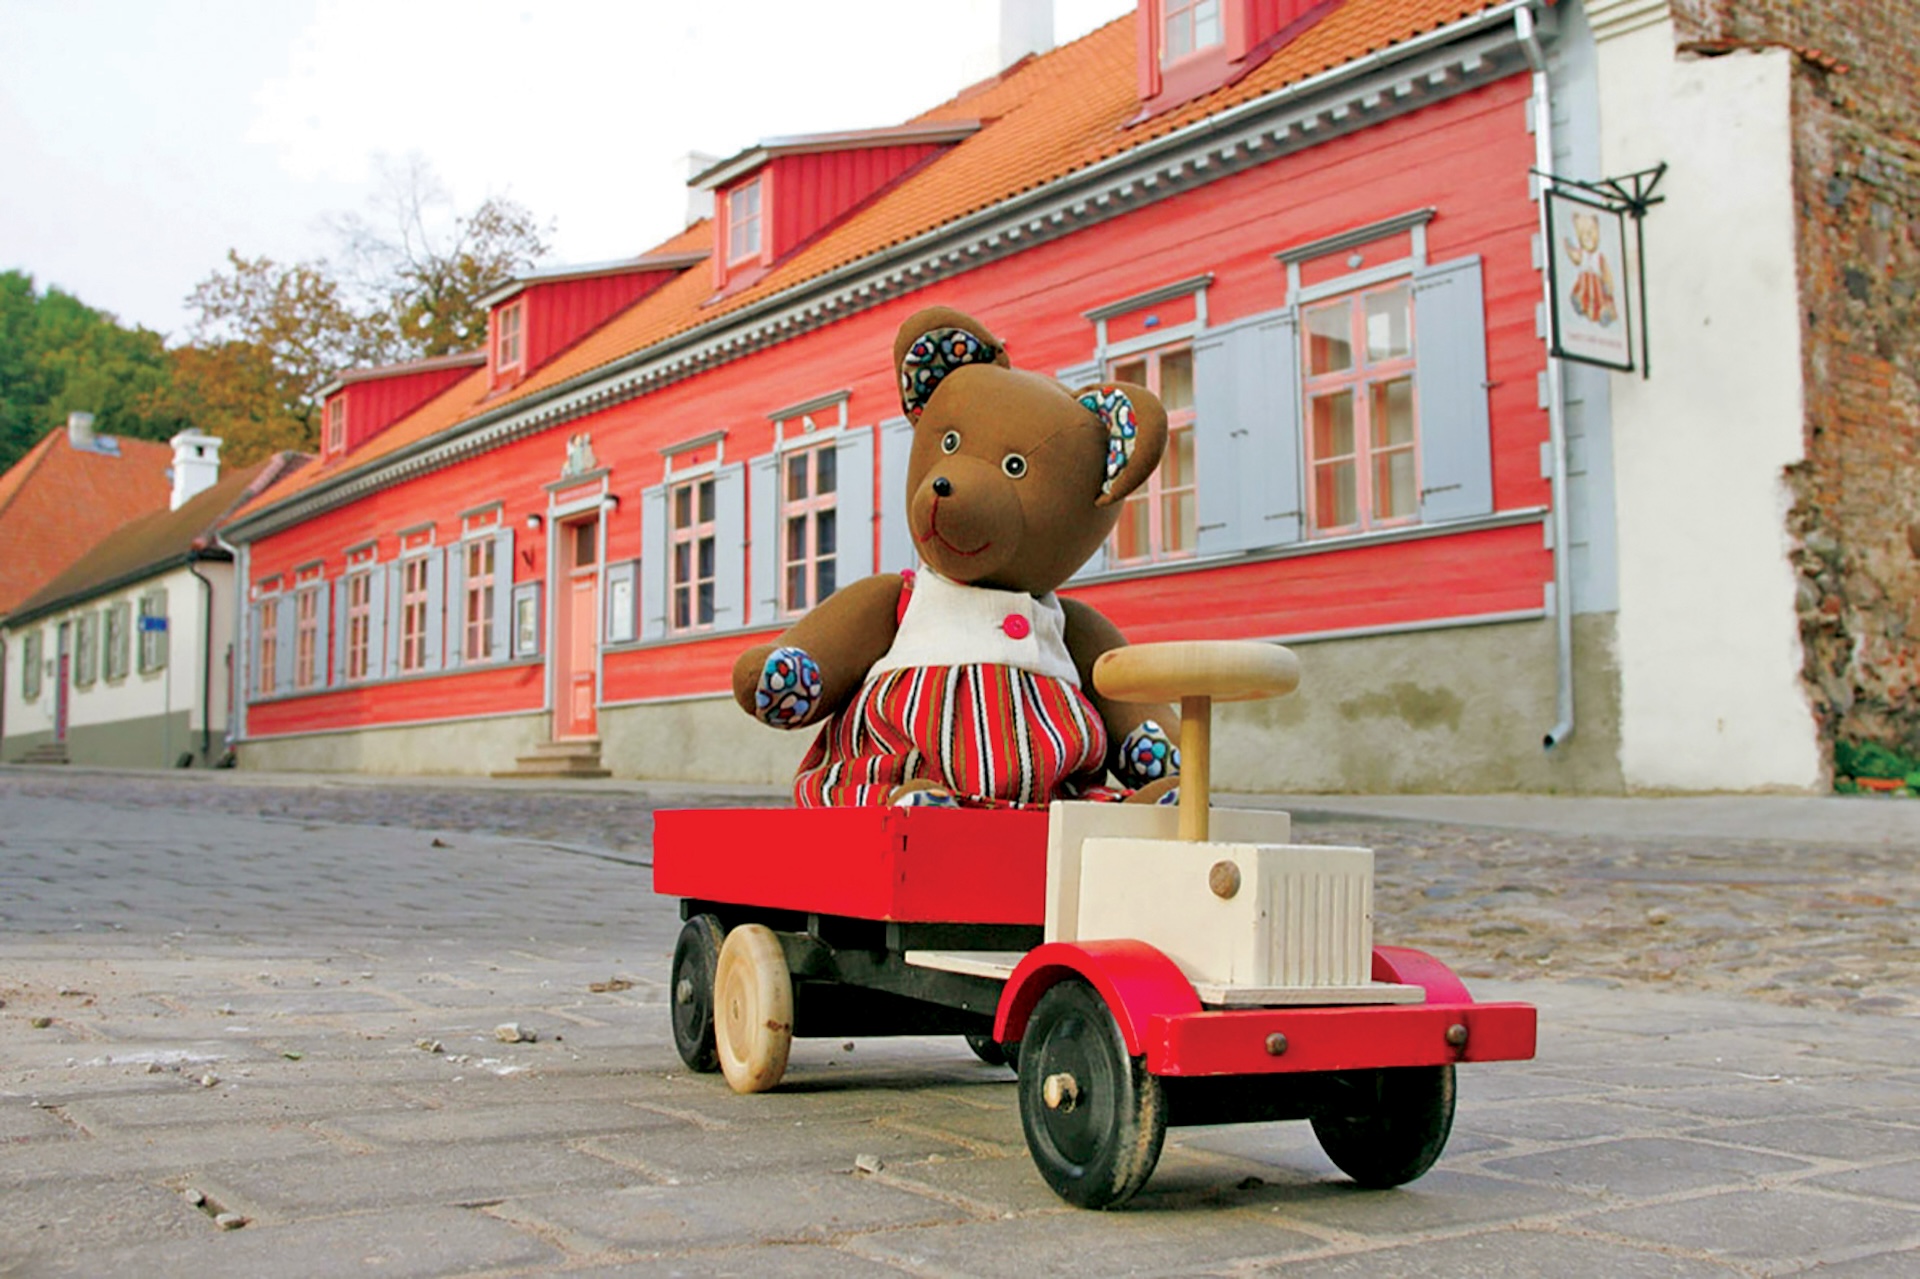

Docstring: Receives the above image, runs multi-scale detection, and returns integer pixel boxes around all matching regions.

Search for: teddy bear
[731,305,1183,809]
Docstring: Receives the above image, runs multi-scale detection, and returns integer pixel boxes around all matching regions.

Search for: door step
[491,739,612,780]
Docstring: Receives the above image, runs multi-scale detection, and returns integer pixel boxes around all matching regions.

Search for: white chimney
[999,0,1053,69]
[684,151,720,227]
[67,410,96,449]
[169,429,223,510]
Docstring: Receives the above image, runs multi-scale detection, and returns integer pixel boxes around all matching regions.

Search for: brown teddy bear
[732,306,1182,808]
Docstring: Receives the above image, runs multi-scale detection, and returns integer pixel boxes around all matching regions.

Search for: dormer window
[1162,0,1223,63]
[728,179,764,264]
[325,398,346,455]
[496,301,524,373]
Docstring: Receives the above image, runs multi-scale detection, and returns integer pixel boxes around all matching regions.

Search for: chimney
[999,0,1053,69]
[684,152,720,227]
[67,411,96,449]
[169,429,223,510]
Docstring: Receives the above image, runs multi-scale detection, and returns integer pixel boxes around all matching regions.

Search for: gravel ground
[3,769,1913,1018]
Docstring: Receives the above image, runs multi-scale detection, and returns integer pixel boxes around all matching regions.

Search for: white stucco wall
[1589,2,1821,789]
[1,559,236,761]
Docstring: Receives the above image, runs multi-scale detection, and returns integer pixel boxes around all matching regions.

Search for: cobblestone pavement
[2,770,1918,1277]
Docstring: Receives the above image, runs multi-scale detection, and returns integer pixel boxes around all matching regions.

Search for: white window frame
[728,178,763,264]
[1300,277,1420,537]
[669,473,718,633]
[137,588,169,674]
[345,570,375,681]
[1106,341,1198,567]
[1162,0,1224,64]
[461,536,499,664]
[496,300,524,373]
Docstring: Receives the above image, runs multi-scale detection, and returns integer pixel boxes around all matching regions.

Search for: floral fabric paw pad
[756,646,823,727]
[1117,719,1179,787]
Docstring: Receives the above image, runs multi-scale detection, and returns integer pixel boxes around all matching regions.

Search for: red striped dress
[792,570,1114,809]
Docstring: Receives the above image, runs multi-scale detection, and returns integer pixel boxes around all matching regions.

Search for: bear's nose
[931,476,953,498]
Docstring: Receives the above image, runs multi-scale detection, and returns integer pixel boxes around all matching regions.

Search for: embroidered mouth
[919,502,991,558]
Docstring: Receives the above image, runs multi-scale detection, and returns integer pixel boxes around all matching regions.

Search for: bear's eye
[1001,453,1028,479]
[940,430,961,454]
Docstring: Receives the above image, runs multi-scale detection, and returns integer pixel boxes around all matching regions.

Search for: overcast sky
[1,0,1132,342]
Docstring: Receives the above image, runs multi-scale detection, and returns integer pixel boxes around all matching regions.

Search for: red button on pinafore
[1002,613,1031,640]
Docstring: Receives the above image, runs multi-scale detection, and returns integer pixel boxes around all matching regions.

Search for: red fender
[994,939,1201,1055]
[1372,945,1474,1003]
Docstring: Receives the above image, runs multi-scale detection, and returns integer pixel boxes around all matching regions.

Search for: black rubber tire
[1016,979,1166,1209]
[669,914,725,1073]
[1310,1064,1457,1188]
[965,1032,1017,1070]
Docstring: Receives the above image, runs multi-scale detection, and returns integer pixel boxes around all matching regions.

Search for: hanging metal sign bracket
[1532,162,1667,377]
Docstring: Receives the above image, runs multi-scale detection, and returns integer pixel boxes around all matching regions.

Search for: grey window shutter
[747,452,778,626]
[423,547,446,672]
[876,416,916,574]
[834,426,875,588]
[1194,309,1304,553]
[332,578,349,685]
[386,562,404,675]
[490,528,514,661]
[640,484,667,640]
[311,582,329,686]
[274,594,296,691]
[368,563,389,679]
[711,461,747,630]
[446,543,466,668]
[1055,359,1101,389]
[153,587,170,670]
[1413,255,1494,522]
[249,604,263,695]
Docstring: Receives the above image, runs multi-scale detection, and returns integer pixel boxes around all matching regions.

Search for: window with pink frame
[259,598,280,695]
[1162,0,1223,62]
[781,443,837,613]
[294,589,317,689]
[1302,279,1418,536]
[346,573,372,680]
[496,302,524,372]
[1108,344,1197,565]
[398,557,429,672]
[325,398,346,454]
[670,476,717,631]
[728,179,763,264]
[464,539,496,661]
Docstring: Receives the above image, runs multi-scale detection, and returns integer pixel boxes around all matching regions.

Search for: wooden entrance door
[555,517,599,739]
[54,623,71,742]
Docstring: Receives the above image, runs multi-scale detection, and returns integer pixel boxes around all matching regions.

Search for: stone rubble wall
[1671,0,1920,763]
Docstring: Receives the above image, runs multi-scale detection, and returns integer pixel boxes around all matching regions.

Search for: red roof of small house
[228,0,1508,530]
[0,426,174,619]
[7,453,307,627]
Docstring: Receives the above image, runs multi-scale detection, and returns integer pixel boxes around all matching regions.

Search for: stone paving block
[1581,1186,1920,1267]
[56,1081,418,1132]
[579,1115,979,1182]
[1458,1098,1659,1143]
[192,1139,642,1221]
[1180,1117,1509,1171]
[1240,1168,1590,1236]
[851,1202,1322,1276]
[19,1203,562,1278]
[1480,1135,1809,1198]
[0,1099,72,1141]
[850,1148,1072,1215]
[1534,1062,1742,1091]
[1455,1066,1596,1104]
[1618,1081,1858,1122]
[1684,1116,1920,1161]
[325,1098,685,1147]
[0,1120,336,1180]
[1231,1226,1747,1276]
[1792,1244,1920,1277]
[551,1243,923,1279]
[1807,1160,1920,1206]
[500,1170,970,1251]
[2,1174,211,1250]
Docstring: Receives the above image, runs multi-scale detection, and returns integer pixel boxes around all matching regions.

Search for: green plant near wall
[1833,740,1920,796]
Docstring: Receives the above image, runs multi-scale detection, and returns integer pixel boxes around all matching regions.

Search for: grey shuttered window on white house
[490,528,514,661]
[876,416,915,574]
[1193,310,1303,553]
[639,484,667,641]
[1412,255,1494,523]
[835,427,875,586]
[1054,360,1106,580]
[331,579,349,685]
[710,461,747,631]
[747,453,779,626]
[274,594,296,692]
[422,548,446,673]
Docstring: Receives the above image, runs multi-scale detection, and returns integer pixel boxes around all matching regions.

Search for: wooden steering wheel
[1093,641,1300,841]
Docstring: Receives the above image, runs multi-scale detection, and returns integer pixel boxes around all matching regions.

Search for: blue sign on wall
[139,616,169,632]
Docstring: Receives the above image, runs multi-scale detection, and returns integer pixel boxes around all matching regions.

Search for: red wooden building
[222,0,1618,792]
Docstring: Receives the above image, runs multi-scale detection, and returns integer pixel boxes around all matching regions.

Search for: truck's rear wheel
[713,923,793,1093]
[1310,1064,1456,1188]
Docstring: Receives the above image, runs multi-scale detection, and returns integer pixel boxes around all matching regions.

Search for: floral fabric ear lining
[1078,387,1139,494]
[900,328,1000,420]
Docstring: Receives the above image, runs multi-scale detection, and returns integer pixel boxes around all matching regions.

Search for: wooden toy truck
[654,641,1537,1208]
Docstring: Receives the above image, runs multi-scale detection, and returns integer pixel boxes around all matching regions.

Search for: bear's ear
[894,307,1010,421]
[1076,383,1168,507]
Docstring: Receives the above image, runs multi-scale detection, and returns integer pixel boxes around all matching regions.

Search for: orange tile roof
[234,1,1505,528]
[9,454,305,625]
[0,427,174,618]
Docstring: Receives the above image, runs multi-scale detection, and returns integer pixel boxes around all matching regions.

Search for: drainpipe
[1519,4,1576,751]
[216,531,248,752]
[186,551,215,762]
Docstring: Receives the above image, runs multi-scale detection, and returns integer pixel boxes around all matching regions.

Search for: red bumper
[1144,1000,1537,1077]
